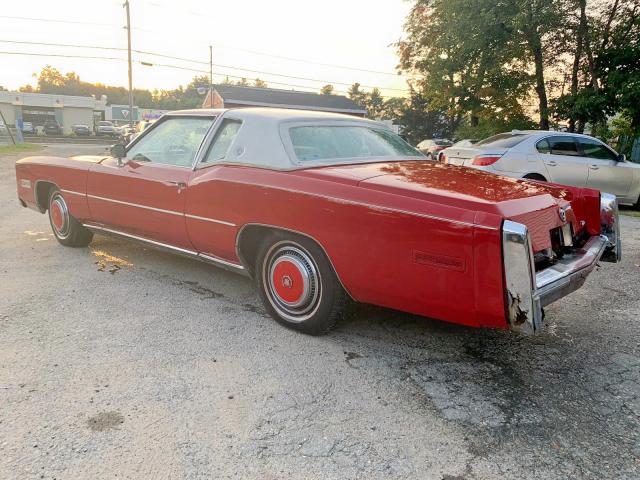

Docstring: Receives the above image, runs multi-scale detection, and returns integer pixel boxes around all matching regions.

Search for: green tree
[364,88,385,119]
[320,84,335,95]
[398,0,533,129]
[394,87,452,144]
[347,82,367,108]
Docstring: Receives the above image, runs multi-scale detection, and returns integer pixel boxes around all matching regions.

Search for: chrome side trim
[221,180,498,231]
[87,194,183,216]
[83,223,248,276]
[87,193,236,226]
[185,213,236,227]
[61,189,86,197]
[198,253,246,272]
[235,223,355,299]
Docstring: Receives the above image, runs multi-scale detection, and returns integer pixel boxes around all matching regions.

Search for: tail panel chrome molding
[83,224,248,276]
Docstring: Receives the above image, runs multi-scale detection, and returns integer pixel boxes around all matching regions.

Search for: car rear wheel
[255,232,347,335]
[523,173,547,182]
[48,189,93,247]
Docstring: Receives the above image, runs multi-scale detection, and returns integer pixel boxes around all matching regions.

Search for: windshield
[289,125,423,163]
[434,139,452,146]
[476,133,529,148]
[98,121,112,126]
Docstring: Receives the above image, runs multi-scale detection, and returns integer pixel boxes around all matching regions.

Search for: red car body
[15,108,620,335]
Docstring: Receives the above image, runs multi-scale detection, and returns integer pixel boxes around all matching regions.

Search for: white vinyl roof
[170,107,400,170]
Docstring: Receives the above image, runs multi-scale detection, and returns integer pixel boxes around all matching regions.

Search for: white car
[441,130,640,207]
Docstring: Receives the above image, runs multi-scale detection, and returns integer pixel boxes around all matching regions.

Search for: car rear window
[476,133,529,148]
[289,125,422,162]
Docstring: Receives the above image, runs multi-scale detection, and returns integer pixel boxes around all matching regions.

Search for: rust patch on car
[507,290,528,325]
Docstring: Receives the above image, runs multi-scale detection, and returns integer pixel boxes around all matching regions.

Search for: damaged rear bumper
[502,192,621,335]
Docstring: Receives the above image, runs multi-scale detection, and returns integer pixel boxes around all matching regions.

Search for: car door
[184,118,245,262]
[87,115,215,249]
[578,136,633,198]
[536,135,589,186]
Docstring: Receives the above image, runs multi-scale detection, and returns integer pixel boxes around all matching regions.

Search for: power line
[0,14,154,32]
[0,39,409,93]
[2,13,401,78]
[0,15,115,27]
[137,0,401,77]
[0,50,358,96]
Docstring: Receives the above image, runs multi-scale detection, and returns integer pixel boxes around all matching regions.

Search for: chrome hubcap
[50,194,70,238]
[263,242,321,322]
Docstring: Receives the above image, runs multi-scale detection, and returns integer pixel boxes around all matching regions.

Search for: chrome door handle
[165,181,187,192]
[589,165,599,170]
[546,161,557,166]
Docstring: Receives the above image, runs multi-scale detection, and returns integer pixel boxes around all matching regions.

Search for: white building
[0,91,107,135]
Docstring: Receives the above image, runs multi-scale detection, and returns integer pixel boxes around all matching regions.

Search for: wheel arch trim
[235,223,354,300]
[33,180,60,213]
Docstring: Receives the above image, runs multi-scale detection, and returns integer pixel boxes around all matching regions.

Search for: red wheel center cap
[51,201,64,231]
[272,260,304,303]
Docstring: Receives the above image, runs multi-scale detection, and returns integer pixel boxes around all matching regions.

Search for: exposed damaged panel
[502,220,542,335]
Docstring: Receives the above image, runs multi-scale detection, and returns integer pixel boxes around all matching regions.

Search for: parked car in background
[441,130,640,208]
[417,138,453,159]
[96,121,117,137]
[129,120,156,142]
[44,119,63,136]
[72,124,91,136]
[437,138,478,161]
[21,122,36,135]
[15,108,620,336]
[118,126,136,144]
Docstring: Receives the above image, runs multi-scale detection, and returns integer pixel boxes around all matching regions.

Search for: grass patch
[0,143,44,155]
[620,208,640,217]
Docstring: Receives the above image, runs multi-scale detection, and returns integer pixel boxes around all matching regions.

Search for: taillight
[472,154,502,166]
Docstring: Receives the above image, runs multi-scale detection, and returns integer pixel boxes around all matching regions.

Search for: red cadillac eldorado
[15,108,621,335]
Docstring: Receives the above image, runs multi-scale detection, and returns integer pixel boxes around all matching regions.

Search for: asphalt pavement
[1,144,639,479]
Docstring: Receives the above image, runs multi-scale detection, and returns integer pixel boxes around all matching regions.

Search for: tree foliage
[397,0,640,139]
[320,84,335,95]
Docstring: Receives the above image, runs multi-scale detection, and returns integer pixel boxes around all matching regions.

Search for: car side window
[202,119,243,164]
[548,136,580,156]
[578,137,618,161]
[126,117,214,167]
[536,138,551,154]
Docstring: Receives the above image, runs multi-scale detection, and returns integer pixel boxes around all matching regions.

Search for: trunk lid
[300,160,572,252]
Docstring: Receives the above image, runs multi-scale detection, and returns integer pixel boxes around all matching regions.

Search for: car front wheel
[255,232,348,335]
[48,189,93,247]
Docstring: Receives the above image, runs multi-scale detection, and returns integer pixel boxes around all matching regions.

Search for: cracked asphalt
[1,144,639,479]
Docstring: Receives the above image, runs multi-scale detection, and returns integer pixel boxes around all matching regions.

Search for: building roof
[0,91,107,110]
[210,84,366,115]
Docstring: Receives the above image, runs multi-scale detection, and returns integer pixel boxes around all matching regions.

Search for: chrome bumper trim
[534,235,607,308]
[503,221,609,335]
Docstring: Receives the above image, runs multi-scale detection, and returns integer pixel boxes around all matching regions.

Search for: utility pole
[124,0,134,128]
[209,45,213,108]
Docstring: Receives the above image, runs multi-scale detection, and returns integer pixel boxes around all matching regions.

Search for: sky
[0,0,412,98]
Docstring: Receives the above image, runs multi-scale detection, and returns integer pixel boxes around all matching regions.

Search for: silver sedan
[441,130,640,207]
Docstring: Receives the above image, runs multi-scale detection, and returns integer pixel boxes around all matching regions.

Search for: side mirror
[618,153,626,162]
[110,143,126,159]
